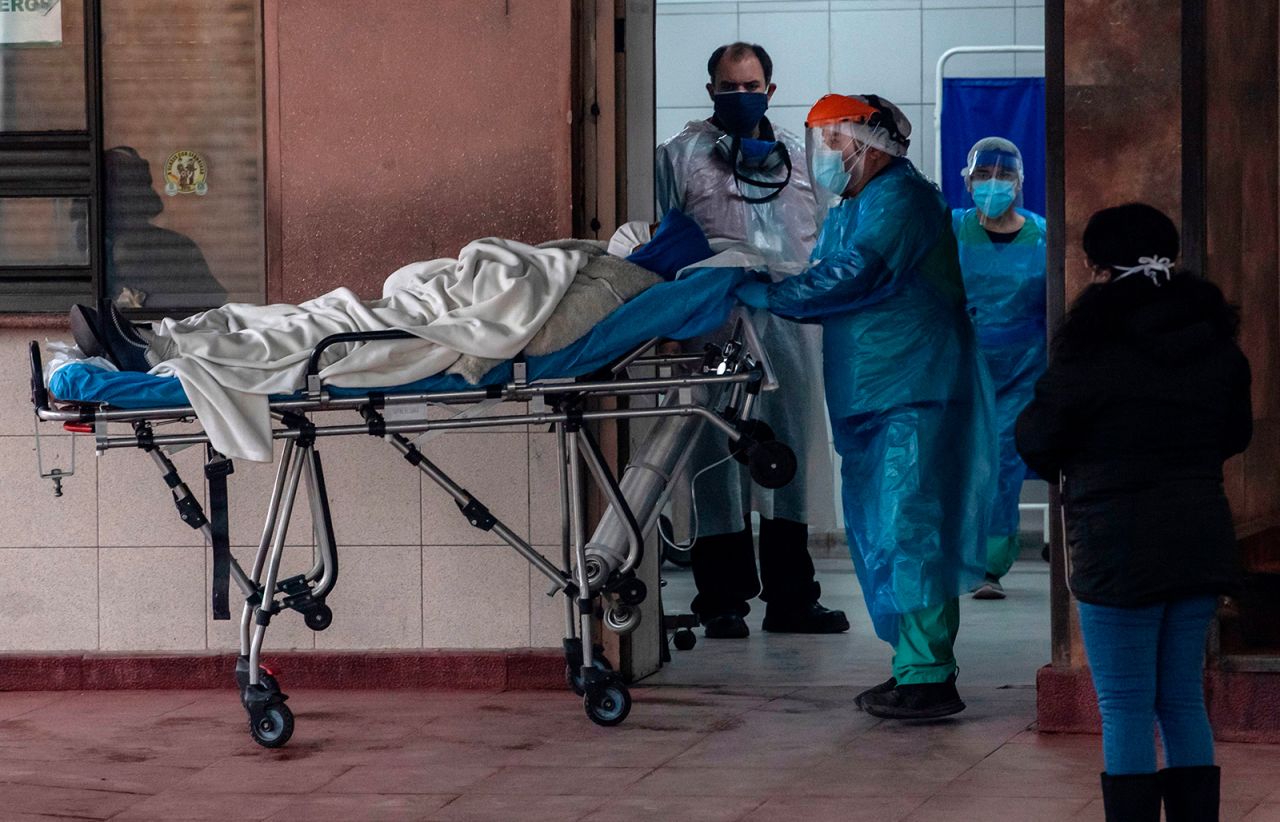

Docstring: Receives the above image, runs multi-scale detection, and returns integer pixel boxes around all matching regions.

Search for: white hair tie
[1114,255,1174,286]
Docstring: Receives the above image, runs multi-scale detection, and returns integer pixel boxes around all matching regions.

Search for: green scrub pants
[893,597,960,684]
[985,533,1021,580]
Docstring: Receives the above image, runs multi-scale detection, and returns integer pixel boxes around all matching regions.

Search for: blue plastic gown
[765,158,996,643]
[951,207,1047,542]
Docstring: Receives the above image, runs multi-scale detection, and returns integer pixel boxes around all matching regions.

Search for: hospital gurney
[28,270,796,748]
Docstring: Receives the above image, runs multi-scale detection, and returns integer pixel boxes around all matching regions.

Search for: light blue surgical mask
[972,179,1017,218]
[812,150,850,197]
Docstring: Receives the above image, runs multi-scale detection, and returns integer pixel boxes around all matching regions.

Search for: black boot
[854,676,896,709]
[69,301,152,372]
[860,672,965,719]
[701,613,749,639]
[690,526,758,639]
[762,601,850,633]
[1100,772,1162,822]
[1159,766,1220,822]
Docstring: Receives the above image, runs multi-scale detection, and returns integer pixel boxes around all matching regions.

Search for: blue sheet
[48,266,748,408]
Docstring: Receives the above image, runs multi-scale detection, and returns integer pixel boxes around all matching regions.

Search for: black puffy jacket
[1015,274,1252,607]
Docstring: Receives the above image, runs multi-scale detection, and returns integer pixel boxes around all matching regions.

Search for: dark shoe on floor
[971,574,1006,600]
[854,676,897,710]
[1101,772,1162,822]
[1159,765,1219,822]
[761,601,850,634]
[860,674,965,719]
[702,613,749,639]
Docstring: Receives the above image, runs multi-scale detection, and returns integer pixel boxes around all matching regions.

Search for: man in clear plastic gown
[655,42,846,640]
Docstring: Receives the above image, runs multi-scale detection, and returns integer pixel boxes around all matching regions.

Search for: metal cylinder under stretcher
[583,411,704,589]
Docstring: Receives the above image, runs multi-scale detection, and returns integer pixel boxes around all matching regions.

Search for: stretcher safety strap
[205,446,234,621]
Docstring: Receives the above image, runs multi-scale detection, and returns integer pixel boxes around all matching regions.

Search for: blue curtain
[940,77,1045,216]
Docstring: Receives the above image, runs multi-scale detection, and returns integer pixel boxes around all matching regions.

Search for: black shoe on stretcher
[69,301,152,372]
[761,601,850,634]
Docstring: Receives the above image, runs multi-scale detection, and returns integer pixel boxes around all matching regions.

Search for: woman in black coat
[1016,203,1251,822]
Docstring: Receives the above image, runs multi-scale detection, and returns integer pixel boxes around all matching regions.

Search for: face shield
[963,144,1024,219]
[803,94,911,221]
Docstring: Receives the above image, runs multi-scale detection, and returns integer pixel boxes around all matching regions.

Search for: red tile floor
[2,560,1278,821]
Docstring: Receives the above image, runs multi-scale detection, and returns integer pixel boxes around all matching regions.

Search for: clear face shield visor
[805,122,877,204]
[963,149,1024,217]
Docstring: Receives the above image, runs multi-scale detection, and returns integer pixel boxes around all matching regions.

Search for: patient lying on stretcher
[64,209,751,463]
[70,208,717,380]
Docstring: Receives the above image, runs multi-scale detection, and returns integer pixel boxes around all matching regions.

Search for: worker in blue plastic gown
[736,93,996,719]
[952,137,1048,600]
[655,41,845,640]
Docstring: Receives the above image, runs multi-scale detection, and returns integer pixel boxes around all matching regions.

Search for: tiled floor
[1,558,1278,821]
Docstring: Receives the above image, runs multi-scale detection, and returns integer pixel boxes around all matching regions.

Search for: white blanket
[151,238,583,462]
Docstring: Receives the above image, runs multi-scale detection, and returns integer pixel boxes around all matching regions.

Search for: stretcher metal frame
[28,310,789,748]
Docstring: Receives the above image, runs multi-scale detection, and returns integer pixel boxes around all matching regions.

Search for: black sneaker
[702,613,749,639]
[860,673,966,719]
[854,676,897,710]
[98,300,153,372]
[69,304,108,359]
[762,601,850,634]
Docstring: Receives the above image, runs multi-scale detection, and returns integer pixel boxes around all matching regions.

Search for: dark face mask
[713,91,769,137]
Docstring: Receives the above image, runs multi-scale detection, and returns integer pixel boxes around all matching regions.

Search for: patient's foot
[68,302,153,372]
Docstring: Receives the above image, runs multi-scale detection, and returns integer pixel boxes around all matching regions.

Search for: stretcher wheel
[566,656,612,697]
[614,577,647,607]
[729,420,777,465]
[584,681,631,727]
[604,604,642,635]
[673,628,697,651]
[249,703,294,748]
[749,440,797,490]
[304,604,333,632]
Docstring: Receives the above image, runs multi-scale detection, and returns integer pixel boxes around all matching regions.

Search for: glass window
[100,1,264,310]
[0,0,86,131]
[0,196,89,265]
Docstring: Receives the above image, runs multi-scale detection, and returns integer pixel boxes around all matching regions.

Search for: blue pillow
[625,209,715,281]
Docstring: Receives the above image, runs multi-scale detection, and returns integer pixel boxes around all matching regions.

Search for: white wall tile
[765,105,810,142]
[228,441,314,548]
[205,545,316,651]
[919,103,939,184]
[0,436,97,548]
[655,12,738,108]
[99,545,206,651]
[422,545,531,649]
[656,1,737,10]
[421,433,529,546]
[831,9,923,105]
[0,330,72,436]
[317,435,421,546]
[744,1,828,12]
[923,7,1017,100]
[316,545,422,650]
[831,1,923,9]
[656,108,705,147]
[739,11,830,107]
[896,103,926,171]
[0,547,97,651]
[923,0,1015,7]
[1014,4,1046,77]
[529,560,571,648]
[98,443,206,547]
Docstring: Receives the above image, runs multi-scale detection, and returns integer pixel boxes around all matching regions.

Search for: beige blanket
[446,239,661,383]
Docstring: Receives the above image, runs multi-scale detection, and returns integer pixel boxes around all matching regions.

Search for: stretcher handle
[305,329,416,380]
[29,341,48,411]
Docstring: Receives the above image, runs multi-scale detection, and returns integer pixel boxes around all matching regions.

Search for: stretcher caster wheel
[613,577,647,607]
[304,604,333,632]
[673,628,697,651]
[248,702,294,748]
[584,681,631,727]
[749,440,797,489]
[658,516,692,567]
[604,604,642,635]
[566,656,612,697]
[729,420,777,464]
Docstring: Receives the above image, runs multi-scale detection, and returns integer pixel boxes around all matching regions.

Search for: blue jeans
[1077,596,1217,775]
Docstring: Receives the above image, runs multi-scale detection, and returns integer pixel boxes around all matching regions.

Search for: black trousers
[689,517,820,619]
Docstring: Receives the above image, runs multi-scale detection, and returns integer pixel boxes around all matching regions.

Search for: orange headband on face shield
[805,94,881,129]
